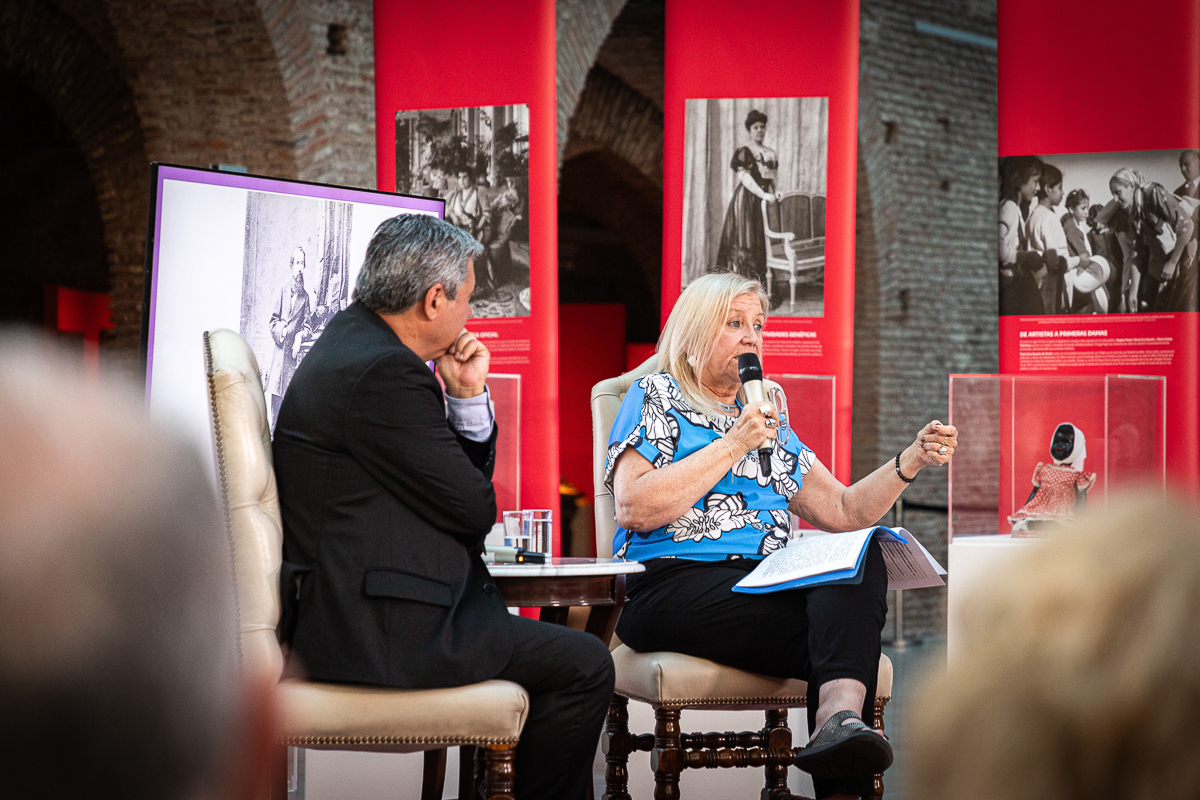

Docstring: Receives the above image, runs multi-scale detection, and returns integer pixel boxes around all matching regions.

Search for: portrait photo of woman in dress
[715,109,782,284]
[682,97,829,317]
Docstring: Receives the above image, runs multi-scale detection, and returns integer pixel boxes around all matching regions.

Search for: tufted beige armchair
[591,356,893,800]
[203,329,528,800]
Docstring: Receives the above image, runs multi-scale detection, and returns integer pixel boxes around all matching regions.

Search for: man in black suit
[273,214,613,800]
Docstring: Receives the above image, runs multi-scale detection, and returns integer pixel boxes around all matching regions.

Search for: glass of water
[502,510,532,551]
[522,509,553,556]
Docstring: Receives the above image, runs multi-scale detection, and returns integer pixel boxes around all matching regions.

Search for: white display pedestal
[947,535,1040,660]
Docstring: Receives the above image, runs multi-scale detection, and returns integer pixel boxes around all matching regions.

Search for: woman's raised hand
[724,401,780,459]
[910,420,958,468]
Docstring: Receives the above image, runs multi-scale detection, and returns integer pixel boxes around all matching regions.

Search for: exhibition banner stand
[997,0,1200,492]
[373,1,559,533]
[664,0,860,482]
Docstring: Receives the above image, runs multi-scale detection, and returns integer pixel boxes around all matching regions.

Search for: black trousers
[493,615,615,800]
[616,541,889,799]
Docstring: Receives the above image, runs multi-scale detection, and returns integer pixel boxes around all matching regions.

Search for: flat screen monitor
[141,163,444,476]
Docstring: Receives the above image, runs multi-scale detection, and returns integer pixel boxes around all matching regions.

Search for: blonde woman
[1109,167,1194,312]
[606,272,957,798]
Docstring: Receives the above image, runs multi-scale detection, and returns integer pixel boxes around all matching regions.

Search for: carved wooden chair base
[601,696,890,800]
[454,744,518,800]
[271,744,517,800]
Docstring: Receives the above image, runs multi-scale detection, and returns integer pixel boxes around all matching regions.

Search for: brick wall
[2,0,377,372]
[1,0,150,373]
[258,0,376,188]
[855,0,998,638]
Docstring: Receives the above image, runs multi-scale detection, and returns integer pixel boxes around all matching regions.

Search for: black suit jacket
[273,301,512,688]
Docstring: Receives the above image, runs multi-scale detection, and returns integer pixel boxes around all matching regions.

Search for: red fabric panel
[373,0,561,517]
[663,0,860,483]
[998,0,1200,491]
[558,304,626,502]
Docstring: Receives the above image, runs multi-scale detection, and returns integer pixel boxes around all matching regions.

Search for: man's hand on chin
[437,329,490,399]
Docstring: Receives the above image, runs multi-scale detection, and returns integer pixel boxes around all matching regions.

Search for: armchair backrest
[781,193,813,240]
[591,355,659,558]
[203,329,286,684]
[590,353,783,558]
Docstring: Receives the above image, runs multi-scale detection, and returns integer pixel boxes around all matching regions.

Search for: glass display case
[768,373,836,475]
[768,374,835,533]
[948,374,1165,541]
[488,373,521,520]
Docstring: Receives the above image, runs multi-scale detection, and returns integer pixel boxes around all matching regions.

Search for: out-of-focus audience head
[910,498,1200,800]
[0,331,270,800]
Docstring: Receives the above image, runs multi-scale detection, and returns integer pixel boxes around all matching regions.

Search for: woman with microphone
[605,272,956,799]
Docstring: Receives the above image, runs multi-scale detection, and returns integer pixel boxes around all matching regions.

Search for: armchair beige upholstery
[204,329,527,800]
[591,356,892,800]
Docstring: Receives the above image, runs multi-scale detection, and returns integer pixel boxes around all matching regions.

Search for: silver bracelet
[719,437,736,465]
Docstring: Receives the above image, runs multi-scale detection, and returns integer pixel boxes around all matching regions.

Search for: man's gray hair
[354,213,484,313]
[0,332,240,800]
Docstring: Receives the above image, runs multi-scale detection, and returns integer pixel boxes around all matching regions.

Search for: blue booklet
[733,526,945,594]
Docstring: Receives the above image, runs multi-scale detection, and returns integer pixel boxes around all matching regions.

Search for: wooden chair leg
[601,694,634,800]
[458,745,478,800]
[271,743,288,800]
[421,748,447,800]
[868,696,890,800]
[482,743,517,800]
[650,706,683,800]
[762,708,795,800]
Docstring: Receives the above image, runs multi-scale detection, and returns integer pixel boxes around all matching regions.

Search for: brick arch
[556,0,626,164]
[563,65,662,191]
[0,0,149,363]
[559,146,662,343]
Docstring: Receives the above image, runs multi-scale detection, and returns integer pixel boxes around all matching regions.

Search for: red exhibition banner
[998,0,1200,493]
[373,1,559,533]
[663,0,860,484]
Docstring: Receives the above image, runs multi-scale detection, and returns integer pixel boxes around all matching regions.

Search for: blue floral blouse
[604,372,814,562]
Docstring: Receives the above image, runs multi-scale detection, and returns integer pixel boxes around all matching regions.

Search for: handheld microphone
[737,353,772,477]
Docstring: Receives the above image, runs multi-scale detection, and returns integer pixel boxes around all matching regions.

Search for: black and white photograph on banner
[682,96,829,317]
[999,148,1199,316]
[239,192,353,430]
[395,104,531,318]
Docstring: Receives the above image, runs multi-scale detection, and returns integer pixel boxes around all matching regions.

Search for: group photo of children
[999,148,1199,315]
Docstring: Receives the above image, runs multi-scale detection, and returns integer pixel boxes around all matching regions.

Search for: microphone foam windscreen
[737,352,763,383]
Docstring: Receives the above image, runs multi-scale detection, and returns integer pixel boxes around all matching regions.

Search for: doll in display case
[1008,423,1096,536]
